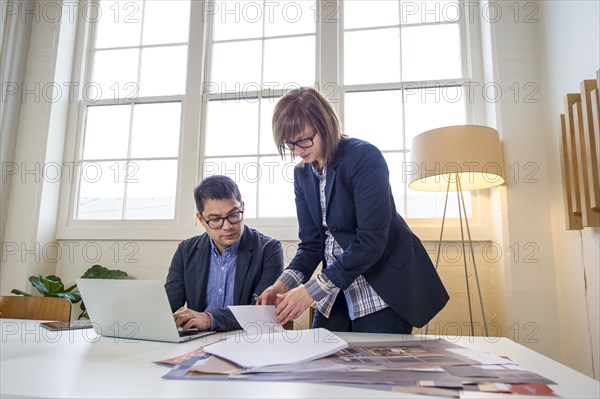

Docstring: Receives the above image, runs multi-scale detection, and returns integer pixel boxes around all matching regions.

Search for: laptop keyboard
[178,328,202,337]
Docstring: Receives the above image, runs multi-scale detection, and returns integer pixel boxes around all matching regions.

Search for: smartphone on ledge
[40,320,93,331]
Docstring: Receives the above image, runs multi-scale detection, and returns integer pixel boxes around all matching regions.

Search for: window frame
[57,0,203,240]
[57,0,492,241]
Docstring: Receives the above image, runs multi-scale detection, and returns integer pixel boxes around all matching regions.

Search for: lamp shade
[408,125,505,192]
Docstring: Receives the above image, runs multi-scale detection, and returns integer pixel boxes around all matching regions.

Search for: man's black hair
[193,175,242,214]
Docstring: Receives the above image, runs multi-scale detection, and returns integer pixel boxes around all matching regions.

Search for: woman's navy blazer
[288,138,449,328]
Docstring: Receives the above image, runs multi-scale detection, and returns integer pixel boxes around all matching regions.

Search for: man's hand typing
[173,307,212,331]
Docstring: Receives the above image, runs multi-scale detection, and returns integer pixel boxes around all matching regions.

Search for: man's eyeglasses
[281,131,318,151]
[201,211,244,229]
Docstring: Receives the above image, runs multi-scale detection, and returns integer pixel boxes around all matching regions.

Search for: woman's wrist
[274,279,290,293]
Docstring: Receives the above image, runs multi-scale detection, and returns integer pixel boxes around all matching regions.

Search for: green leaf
[81,265,128,280]
[60,291,82,303]
[41,275,65,296]
[26,275,73,297]
[10,289,31,296]
[44,275,62,283]
[28,276,50,296]
[64,284,78,293]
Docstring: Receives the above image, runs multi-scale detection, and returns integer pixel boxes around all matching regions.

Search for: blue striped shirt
[205,239,239,328]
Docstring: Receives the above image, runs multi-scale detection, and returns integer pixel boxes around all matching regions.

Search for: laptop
[76,279,215,343]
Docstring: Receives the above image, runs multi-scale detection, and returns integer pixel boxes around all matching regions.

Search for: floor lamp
[408,125,505,337]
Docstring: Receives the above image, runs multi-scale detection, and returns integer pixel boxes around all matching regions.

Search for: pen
[253,293,261,305]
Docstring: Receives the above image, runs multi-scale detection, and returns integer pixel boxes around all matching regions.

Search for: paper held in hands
[227,305,284,335]
[203,327,348,369]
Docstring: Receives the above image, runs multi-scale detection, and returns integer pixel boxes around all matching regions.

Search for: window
[340,0,472,219]
[202,0,317,219]
[73,0,190,220]
[61,0,485,239]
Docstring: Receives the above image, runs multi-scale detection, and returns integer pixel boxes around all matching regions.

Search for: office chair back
[0,296,72,321]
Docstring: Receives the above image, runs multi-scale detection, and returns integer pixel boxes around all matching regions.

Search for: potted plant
[11,264,128,319]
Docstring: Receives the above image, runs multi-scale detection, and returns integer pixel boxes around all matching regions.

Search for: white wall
[539,0,600,379]
[414,242,499,338]
[1,4,77,294]
[476,0,600,378]
[483,0,562,361]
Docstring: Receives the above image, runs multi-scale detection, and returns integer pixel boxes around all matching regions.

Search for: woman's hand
[275,285,314,325]
[258,280,289,306]
[173,307,211,331]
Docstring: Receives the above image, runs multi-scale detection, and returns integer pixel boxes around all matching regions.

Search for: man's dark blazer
[288,138,449,328]
[165,225,283,331]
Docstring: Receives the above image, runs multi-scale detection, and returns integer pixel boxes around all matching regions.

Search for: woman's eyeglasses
[281,131,318,151]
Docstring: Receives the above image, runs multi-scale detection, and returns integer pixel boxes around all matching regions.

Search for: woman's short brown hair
[272,87,347,164]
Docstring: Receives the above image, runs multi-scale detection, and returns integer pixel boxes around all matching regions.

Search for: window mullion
[181,0,210,228]
[135,1,145,94]
[398,0,408,218]
[255,1,268,217]
[399,2,407,221]
[319,0,340,108]
[81,95,184,107]
[122,103,135,219]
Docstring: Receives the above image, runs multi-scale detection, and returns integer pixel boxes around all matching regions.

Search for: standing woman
[259,87,449,333]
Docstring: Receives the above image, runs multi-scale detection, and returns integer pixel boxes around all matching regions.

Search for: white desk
[1,319,598,398]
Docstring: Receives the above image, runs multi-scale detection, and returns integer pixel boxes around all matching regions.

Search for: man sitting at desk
[165,175,284,331]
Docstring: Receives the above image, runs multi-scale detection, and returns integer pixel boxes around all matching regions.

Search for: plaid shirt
[281,164,388,320]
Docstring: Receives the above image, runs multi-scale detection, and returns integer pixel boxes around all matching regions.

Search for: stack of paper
[203,328,348,368]
[158,305,558,397]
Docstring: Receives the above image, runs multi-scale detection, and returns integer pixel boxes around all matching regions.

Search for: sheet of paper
[156,347,209,366]
[228,305,284,335]
[203,328,348,368]
[189,355,241,375]
[447,348,514,365]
